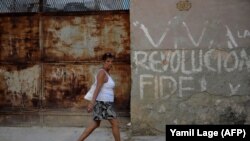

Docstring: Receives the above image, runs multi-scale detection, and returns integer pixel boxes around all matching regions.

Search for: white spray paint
[178,76,194,97]
[134,49,250,74]
[134,51,150,73]
[229,83,241,95]
[191,50,203,73]
[133,19,249,99]
[182,21,207,47]
[159,76,177,98]
[238,30,250,38]
[200,76,207,92]
[226,25,238,49]
[134,49,250,99]
[158,105,166,113]
[149,51,163,72]
[140,75,179,99]
[140,74,153,100]
[223,51,239,72]
[140,24,169,48]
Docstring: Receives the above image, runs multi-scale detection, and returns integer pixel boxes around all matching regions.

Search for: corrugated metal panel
[42,12,130,62]
[0,15,40,62]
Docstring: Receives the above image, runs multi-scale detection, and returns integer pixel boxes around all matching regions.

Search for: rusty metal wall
[43,63,131,111]
[0,11,130,126]
[0,15,40,63]
[42,13,130,62]
[0,64,41,110]
[41,12,130,111]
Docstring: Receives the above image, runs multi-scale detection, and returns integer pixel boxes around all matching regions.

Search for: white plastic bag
[84,84,96,101]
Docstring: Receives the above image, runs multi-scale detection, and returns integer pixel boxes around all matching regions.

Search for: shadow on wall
[219,107,247,124]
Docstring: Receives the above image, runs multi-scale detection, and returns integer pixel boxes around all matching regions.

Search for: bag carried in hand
[84,69,104,101]
[84,72,97,101]
[84,84,96,101]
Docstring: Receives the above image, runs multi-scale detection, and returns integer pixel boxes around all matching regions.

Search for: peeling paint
[43,13,130,61]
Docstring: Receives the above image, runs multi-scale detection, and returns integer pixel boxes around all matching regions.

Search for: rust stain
[43,64,89,108]
[0,64,41,109]
[0,12,130,113]
[0,16,40,62]
[42,13,130,62]
[43,63,130,110]
[111,64,131,111]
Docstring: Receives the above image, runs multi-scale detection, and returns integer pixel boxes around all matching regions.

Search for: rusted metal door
[0,11,130,126]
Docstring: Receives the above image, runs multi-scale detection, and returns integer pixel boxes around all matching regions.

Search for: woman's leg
[77,120,101,141]
[108,118,121,141]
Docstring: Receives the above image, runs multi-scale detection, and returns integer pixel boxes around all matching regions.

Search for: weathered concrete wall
[131,0,250,135]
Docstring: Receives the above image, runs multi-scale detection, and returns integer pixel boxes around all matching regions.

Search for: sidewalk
[0,126,165,141]
[0,111,165,141]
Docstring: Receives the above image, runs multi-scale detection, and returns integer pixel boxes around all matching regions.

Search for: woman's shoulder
[98,68,106,73]
[96,69,108,77]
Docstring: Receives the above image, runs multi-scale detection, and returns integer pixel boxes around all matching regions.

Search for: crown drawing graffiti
[176,0,192,11]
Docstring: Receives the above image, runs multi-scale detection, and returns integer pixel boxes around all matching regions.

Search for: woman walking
[77,52,121,141]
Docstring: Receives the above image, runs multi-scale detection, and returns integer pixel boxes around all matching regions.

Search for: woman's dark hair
[102,52,115,61]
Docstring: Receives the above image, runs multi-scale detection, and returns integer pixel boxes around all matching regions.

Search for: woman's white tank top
[95,69,115,102]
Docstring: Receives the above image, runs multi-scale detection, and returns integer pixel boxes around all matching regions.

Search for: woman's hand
[87,102,94,113]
